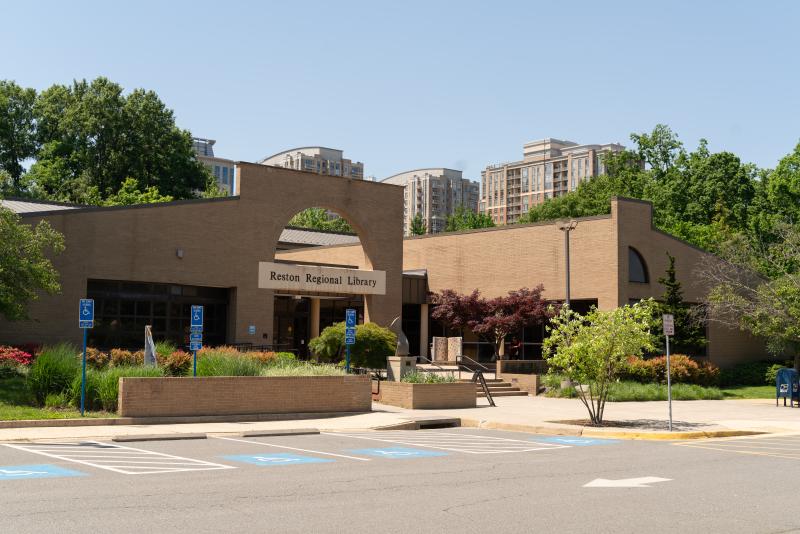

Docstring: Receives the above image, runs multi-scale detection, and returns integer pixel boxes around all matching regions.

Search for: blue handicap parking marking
[535,436,621,446]
[349,447,449,459]
[222,453,334,466]
[0,464,86,480]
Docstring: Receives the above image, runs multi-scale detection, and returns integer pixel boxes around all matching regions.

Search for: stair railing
[455,355,495,407]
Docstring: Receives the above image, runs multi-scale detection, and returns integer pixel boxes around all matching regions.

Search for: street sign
[79,299,94,329]
[662,314,675,336]
[191,305,204,328]
[345,335,356,345]
[190,341,202,352]
[248,325,256,335]
[189,333,202,343]
[190,325,203,333]
[345,308,356,328]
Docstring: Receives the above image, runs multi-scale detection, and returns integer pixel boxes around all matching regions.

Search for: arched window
[628,247,649,283]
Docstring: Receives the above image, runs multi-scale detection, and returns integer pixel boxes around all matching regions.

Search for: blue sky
[3,1,799,180]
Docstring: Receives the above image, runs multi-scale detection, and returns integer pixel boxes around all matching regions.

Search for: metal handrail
[416,356,457,376]
[456,355,492,374]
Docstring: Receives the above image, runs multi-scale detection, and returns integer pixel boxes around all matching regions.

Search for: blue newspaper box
[776,368,799,407]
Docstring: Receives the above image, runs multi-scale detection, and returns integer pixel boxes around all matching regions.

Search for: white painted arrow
[583,477,672,488]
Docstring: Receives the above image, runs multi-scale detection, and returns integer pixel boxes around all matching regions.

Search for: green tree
[543,300,656,425]
[0,81,38,191]
[103,177,174,206]
[444,205,494,231]
[0,205,65,320]
[410,213,427,235]
[288,208,355,233]
[761,141,800,227]
[702,223,800,368]
[308,322,396,368]
[655,252,707,355]
[27,77,209,203]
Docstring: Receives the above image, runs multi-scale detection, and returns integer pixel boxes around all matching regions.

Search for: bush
[308,322,396,369]
[84,347,110,369]
[718,360,789,387]
[547,380,724,401]
[620,355,719,386]
[194,354,262,376]
[260,361,345,377]
[401,371,457,384]
[109,349,144,367]
[0,346,34,377]
[44,392,70,409]
[70,366,164,412]
[27,343,80,404]
[161,350,192,376]
[154,341,177,362]
[765,363,789,385]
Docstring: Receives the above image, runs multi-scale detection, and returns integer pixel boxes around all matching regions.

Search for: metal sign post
[190,305,204,377]
[78,299,94,416]
[662,313,675,432]
[345,309,356,373]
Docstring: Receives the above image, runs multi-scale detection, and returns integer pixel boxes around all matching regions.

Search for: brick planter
[118,375,371,417]
[374,381,476,409]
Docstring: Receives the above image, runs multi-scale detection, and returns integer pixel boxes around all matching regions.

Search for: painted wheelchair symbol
[372,450,418,457]
[253,456,302,464]
[0,468,49,476]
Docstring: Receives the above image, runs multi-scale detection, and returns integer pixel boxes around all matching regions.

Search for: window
[628,247,649,283]
[221,167,228,184]
[544,163,553,190]
[214,165,220,178]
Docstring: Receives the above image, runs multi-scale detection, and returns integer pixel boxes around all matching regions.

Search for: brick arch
[234,163,404,341]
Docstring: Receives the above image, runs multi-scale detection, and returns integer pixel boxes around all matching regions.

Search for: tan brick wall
[280,198,769,367]
[0,164,404,346]
[374,381,476,409]
[497,373,541,396]
[118,375,371,417]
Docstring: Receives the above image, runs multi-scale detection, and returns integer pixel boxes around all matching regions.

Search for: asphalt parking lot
[2,428,799,533]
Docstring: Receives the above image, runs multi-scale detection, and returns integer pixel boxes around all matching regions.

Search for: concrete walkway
[1,396,799,442]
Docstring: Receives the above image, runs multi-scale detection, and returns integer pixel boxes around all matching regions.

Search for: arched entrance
[231,162,404,347]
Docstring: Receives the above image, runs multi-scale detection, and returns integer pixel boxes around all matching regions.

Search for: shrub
[194,354,262,376]
[161,350,192,376]
[14,343,42,357]
[70,365,164,411]
[718,360,788,387]
[27,343,80,404]
[620,355,719,386]
[260,361,346,377]
[0,346,34,377]
[84,347,110,369]
[765,363,791,385]
[401,371,457,384]
[109,349,144,367]
[154,341,177,362]
[308,322,396,369]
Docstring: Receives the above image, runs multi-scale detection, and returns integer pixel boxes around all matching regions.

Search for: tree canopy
[0,77,214,204]
[0,205,65,321]
[410,213,427,235]
[519,124,792,254]
[288,208,355,234]
[445,205,494,232]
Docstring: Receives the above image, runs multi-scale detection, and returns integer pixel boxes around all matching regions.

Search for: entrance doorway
[273,295,365,358]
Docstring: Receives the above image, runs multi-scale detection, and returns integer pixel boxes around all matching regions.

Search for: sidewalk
[1,396,798,442]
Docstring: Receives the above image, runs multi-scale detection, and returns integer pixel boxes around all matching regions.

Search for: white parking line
[4,441,235,475]
[213,436,372,461]
[326,430,571,454]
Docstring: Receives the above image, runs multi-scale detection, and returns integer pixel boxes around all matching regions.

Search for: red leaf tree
[430,285,555,358]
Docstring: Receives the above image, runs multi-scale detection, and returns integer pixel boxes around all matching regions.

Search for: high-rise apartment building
[382,168,480,235]
[481,138,625,225]
[259,147,364,179]
[192,138,235,195]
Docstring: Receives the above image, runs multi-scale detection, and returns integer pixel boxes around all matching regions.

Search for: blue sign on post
[78,299,94,417]
[79,299,94,329]
[344,308,356,373]
[190,305,203,376]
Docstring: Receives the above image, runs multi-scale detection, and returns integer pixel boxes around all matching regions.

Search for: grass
[0,376,114,421]
[546,379,724,401]
[401,371,457,384]
[260,361,345,377]
[720,385,775,399]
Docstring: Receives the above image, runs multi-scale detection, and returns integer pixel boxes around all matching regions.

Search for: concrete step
[478,390,529,397]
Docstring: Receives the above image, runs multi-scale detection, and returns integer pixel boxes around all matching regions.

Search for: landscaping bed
[374,371,475,409]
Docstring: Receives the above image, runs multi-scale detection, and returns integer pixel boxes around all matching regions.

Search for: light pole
[556,220,578,308]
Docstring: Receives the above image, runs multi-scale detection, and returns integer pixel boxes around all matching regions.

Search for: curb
[112,433,207,443]
[0,411,371,429]
[234,429,320,438]
[459,418,766,440]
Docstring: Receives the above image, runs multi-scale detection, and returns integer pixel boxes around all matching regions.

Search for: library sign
[258,262,386,295]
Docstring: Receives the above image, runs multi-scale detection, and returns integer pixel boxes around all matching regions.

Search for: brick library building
[0,163,766,368]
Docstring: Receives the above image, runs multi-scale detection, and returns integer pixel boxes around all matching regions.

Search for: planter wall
[374,381,476,409]
[118,375,371,417]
